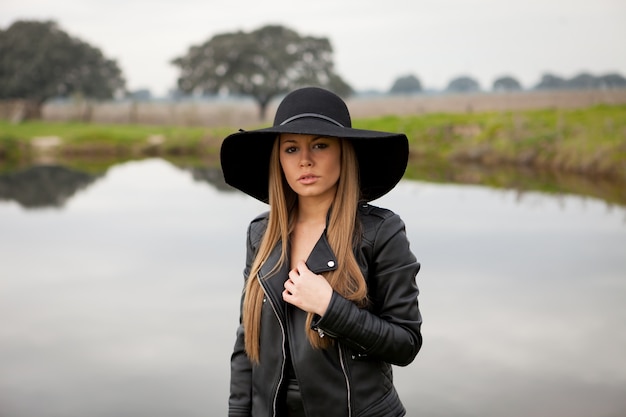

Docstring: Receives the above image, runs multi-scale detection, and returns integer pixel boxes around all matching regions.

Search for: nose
[299,148,312,167]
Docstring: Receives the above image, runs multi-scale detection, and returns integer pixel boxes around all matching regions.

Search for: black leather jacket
[229,203,422,417]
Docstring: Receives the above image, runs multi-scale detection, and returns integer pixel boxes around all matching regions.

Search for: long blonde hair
[242,137,368,363]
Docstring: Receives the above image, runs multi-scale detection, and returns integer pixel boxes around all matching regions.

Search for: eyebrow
[281,135,327,144]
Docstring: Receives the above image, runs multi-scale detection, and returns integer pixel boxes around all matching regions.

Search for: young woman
[220,87,422,417]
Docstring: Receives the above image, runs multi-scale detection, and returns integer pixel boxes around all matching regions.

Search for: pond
[1,158,625,417]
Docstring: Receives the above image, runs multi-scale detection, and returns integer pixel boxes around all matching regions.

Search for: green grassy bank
[2,104,626,182]
[357,104,626,182]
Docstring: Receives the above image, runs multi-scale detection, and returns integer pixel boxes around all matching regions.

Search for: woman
[220,87,422,417]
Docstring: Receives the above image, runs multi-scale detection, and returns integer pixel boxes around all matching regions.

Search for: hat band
[279,113,345,127]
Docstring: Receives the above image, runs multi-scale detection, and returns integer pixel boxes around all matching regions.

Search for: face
[279,133,341,202]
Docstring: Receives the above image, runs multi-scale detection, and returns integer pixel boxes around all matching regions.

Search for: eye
[284,146,298,154]
[313,142,329,150]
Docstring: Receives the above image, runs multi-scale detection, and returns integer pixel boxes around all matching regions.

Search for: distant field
[38,89,626,128]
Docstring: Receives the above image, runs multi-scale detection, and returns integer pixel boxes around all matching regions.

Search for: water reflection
[0,162,233,210]
[1,156,625,210]
[0,158,624,417]
[186,166,232,192]
[0,165,101,208]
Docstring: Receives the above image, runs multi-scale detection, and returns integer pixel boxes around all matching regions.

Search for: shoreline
[1,96,625,205]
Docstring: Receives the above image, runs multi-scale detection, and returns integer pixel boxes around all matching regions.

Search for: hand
[283,260,332,316]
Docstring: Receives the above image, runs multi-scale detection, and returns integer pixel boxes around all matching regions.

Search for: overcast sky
[2,0,625,96]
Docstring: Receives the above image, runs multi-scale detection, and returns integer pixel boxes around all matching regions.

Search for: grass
[2,104,626,183]
[354,104,626,180]
[0,120,228,147]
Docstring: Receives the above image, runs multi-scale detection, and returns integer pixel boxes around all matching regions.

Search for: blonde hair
[242,137,368,363]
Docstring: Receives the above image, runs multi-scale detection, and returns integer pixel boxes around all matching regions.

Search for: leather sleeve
[312,210,422,366]
[229,214,267,416]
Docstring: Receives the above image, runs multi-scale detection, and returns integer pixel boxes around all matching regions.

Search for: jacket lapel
[257,232,339,319]
[305,231,338,274]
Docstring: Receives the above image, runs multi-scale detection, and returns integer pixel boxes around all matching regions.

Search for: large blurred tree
[171,24,352,120]
[0,20,125,119]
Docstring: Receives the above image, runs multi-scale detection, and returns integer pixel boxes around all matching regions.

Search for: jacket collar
[258,230,338,281]
[305,231,338,274]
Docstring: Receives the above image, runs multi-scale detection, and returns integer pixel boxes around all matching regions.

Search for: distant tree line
[388,72,626,94]
[533,73,626,90]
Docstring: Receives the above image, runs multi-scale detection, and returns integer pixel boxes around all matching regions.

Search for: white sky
[2,0,625,96]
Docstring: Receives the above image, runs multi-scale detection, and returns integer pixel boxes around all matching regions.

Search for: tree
[567,72,599,89]
[171,24,352,120]
[128,89,153,101]
[598,73,626,89]
[534,73,567,90]
[492,76,522,91]
[0,20,125,120]
[446,76,480,93]
[389,74,422,94]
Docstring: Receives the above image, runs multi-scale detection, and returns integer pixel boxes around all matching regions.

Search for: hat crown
[273,87,352,129]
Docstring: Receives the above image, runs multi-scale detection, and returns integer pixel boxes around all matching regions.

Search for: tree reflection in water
[0,165,101,209]
[1,157,624,210]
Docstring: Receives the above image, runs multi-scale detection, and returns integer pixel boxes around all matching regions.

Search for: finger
[288,268,300,280]
[296,260,309,274]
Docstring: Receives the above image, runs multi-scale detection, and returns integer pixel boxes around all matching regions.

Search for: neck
[296,194,333,225]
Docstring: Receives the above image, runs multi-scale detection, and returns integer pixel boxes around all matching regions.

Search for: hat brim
[220,118,408,203]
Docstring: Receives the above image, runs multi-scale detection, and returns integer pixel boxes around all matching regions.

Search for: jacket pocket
[355,386,405,417]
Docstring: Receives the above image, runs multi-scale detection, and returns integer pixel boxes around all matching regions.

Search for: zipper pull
[312,325,325,338]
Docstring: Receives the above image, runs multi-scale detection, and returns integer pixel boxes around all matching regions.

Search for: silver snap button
[327,260,335,267]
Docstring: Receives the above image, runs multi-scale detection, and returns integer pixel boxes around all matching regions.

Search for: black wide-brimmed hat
[220,87,408,203]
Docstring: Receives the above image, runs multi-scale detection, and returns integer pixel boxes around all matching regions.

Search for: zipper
[258,275,287,417]
[338,343,352,417]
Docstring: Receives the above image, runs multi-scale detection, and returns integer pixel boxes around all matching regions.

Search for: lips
[298,174,319,185]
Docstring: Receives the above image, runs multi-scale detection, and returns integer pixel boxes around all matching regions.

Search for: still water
[1,158,625,417]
